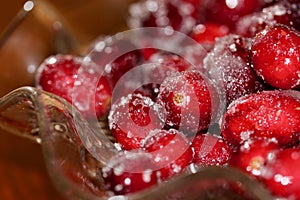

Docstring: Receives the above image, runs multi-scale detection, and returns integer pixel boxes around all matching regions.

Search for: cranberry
[89,37,141,88]
[235,1,300,37]
[204,34,265,104]
[143,53,193,100]
[229,139,280,178]
[190,133,232,166]
[102,151,159,195]
[205,0,265,28]
[108,93,163,150]
[190,22,230,49]
[157,70,217,134]
[261,148,300,199]
[128,0,201,33]
[36,55,112,118]
[221,90,300,147]
[142,129,193,180]
[149,53,193,77]
[251,24,300,89]
[140,48,158,61]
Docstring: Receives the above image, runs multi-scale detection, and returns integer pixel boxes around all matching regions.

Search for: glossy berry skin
[261,148,300,199]
[235,0,300,37]
[205,0,264,28]
[102,151,158,195]
[128,0,201,33]
[108,93,163,150]
[89,38,141,88]
[229,139,279,178]
[251,24,300,89]
[36,55,112,118]
[142,129,193,181]
[148,53,193,81]
[157,70,216,134]
[190,22,230,48]
[141,48,158,61]
[221,90,300,147]
[204,34,264,104]
[190,133,232,166]
[143,53,193,100]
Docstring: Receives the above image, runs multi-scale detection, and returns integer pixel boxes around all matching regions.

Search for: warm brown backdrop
[0,1,65,199]
[0,0,135,199]
[0,131,65,200]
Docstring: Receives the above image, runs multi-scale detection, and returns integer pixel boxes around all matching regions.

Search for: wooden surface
[0,130,65,200]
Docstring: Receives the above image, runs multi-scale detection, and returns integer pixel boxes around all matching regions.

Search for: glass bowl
[0,86,274,200]
[0,1,276,199]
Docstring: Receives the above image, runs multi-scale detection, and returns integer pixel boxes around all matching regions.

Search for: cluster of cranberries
[35,0,300,199]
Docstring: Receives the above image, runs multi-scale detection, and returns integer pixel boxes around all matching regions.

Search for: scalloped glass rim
[0,86,275,199]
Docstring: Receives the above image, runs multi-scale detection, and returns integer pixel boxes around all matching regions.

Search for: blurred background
[0,0,134,199]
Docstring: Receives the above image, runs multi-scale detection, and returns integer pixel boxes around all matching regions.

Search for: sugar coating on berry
[251,24,300,89]
[221,90,300,147]
[36,54,112,118]
[260,148,300,199]
[108,93,163,150]
[181,43,208,72]
[142,129,193,180]
[157,70,217,134]
[89,36,141,88]
[148,53,193,80]
[141,53,194,100]
[190,133,232,166]
[128,0,199,33]
[235,1,300,37]
[102,151,158,195]
[229,139,280,177]
[204,34,264,104]
[36,55,81,101]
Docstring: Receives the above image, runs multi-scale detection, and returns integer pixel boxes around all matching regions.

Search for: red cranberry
[235,1,300,37]
[221,90,300,147]
[261,148,300,199]
[143,53,193,99]
[89,37,141,88]
[36,55,112,118]
[108,93,163,150]
[190,22,230,49]
[142,129,193,180]
[251,24,300,89]
[204,34,265,104]
[205,0,265,28]
[128,0,201,33]
[157,70,217,134]
[190,133,232,166]
[229,139,280,178]
[102,151,159,195]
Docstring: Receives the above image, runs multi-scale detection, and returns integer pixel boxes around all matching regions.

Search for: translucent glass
[0,1,275,199]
